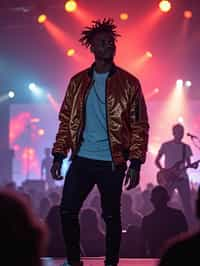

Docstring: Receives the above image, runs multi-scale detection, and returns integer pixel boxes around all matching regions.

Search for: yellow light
[145,51,153,58]
[65,0,77,13]
[38,129,45,136]
[67,48,75,56]
[184,10,192,19]
[120,13,128,21]
[37,14,47,24]
[159,1,171,13]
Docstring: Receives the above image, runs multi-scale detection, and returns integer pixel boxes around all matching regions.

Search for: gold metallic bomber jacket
[52,63,149,165]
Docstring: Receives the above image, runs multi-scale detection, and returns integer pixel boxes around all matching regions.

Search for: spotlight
[145,51,153,58]
[177,116,184,124]
[28,83,43,96]
[66,48,75,56]
[37,14,47,24]
[65,0,77,13]
[154,88,160,93]
[159,1,171,13]
[120,13,128,21]
[176,79,183,89]
[185,80,192,87]
[38,129,45,136]
[8,91,15,98]
[29,83,37,91]
[30,118,40,123]
[184,10,192,19]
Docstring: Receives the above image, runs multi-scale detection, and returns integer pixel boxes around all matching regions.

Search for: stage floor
[43,257,159,266]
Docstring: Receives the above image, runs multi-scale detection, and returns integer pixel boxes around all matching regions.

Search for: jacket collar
[87,62,117,78]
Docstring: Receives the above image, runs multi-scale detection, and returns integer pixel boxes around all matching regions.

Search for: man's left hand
[124,164,140,190]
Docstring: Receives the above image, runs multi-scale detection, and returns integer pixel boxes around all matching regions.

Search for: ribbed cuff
[52,153,65,164]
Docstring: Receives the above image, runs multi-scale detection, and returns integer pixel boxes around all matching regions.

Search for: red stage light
[145,51,153,58]
[120,13,128,21]
[184,10,192,19]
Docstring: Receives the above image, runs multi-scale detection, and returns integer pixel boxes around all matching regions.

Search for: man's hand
[124,164,140,190]
[50,161,63,180]
[192,162,199,169]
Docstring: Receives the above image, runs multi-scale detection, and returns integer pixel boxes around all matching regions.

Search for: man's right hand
[50,161,63,180]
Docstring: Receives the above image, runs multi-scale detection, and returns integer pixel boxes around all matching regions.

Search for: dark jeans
[60,156,126,265]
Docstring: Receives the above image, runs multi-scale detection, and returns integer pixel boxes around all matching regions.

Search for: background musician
[155,123,197,226]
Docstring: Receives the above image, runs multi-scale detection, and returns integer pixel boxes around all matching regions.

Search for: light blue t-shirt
[77,71,112,161]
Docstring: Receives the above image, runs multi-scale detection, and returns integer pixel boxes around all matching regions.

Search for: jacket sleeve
[52,78,75,160]
[128,79,149,163]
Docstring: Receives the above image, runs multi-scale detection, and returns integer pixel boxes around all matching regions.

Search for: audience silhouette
[141,185,188,257]
[121,193,143,230]
[158,185,200,265]
[0,189,47,266]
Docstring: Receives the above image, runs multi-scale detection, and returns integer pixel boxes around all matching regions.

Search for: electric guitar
[156,159,200,187]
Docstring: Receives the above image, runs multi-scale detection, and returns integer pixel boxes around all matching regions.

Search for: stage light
[176,79,183,89]
[37,14,47,24]
[28,83,43,96]
[29,83,37,90]
[8,91,15,98]
[30,118,40,123]
[65,0,77,13]
[145,51,153,58]
[22,148,35,160]
[159,1,171,13]
[120,13,128,21]
[66,48,75,56]
[185,80,192,87]
[177,116,184,124]
[154,88,160,93]
[38,129,45,136]
[149,144,158,156]
[184,10,192,19]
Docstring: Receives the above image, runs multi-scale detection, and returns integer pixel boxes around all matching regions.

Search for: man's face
[90,31,116,61]
[173,127,184,141]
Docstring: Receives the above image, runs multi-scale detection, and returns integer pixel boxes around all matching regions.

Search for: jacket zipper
[105,78,115,171]
[73,79,95,157]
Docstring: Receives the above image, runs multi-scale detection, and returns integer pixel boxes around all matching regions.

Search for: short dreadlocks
[79,18,120,48]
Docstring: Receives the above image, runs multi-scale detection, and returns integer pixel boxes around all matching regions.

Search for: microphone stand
[190,135,200,151]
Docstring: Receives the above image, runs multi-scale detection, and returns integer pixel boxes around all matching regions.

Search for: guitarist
[155,123,195,226]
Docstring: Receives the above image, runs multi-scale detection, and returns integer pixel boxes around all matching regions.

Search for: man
[141,185,188,257]
[155,123,198,226]
[41,147,54,190]
[51,18,149,266]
